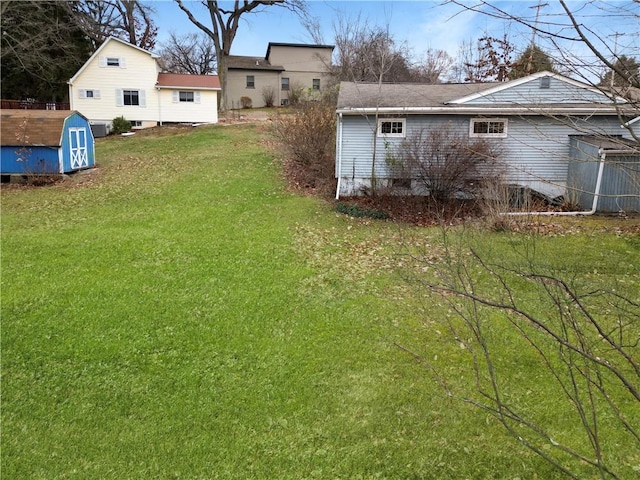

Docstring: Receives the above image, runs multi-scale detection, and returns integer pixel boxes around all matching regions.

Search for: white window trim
[79,89,100,99]
[469,118,508,138]
[99,56,126,68]
[173,90,201,104]
[377,118,406,138]
[116,89,146,108]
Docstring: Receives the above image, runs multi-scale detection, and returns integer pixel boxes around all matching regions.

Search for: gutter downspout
[335,112,343,200]
[156,87,163,126]
[503,148,607,217]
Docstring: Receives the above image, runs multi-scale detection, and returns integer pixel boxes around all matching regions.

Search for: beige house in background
[226,43,334,109]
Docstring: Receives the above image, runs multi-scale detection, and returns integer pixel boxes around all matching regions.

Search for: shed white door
[69,128,88,169]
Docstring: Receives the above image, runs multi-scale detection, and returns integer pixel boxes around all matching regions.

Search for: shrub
[240,96,252,109]
[272,98,336,192]
[286,82,305,107]
[112,116,131,134]
[262,86,275,108]
[388,129,503,201]
[335,202,388,220]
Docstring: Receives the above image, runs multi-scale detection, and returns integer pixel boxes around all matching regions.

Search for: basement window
[470,118,508,138]
[377,118,406,138]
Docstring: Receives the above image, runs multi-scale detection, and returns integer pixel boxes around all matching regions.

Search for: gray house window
[281,77,290,91]
[246,75,255,88]
[470,118,507,138]
[540,76,551,89]
[312,78,320,90]
[377,118,406,137]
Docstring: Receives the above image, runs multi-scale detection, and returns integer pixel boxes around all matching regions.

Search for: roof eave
[336,106,629,115]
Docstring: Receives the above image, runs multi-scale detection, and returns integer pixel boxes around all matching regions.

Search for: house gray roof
[227,55,284,71]
[337,79,638,116]
[336,82,497,109]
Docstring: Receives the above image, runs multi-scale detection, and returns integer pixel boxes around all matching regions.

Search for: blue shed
[1,109,95,175]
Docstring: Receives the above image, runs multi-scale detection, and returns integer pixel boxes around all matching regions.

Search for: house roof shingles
[156,73,221,89]
[337,82,497,109]
[0,109,79,147]
[226,55,284,71]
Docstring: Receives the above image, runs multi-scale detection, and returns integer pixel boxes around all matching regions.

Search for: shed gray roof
[572,135,640,153]
[227,55,284,71]
[337,82,497,109]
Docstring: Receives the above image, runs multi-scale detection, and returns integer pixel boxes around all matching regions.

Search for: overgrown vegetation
[272,97,337,193]
[240,95,252,108]
[387,129,504,201]
[262,85,275,108]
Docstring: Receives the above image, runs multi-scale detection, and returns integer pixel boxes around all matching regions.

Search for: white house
[68,37,221,131]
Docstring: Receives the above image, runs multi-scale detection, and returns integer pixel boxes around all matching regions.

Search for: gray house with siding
[335,71,639,209]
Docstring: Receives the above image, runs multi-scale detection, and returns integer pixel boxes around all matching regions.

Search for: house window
[470,118,508,138]
[281,77,290,91]
[107,57,120,67]
[79,89,100,99]
[312,79,320,90]
[123,90,140,106]
[377,118,406,138]
[131,121,142,127]
[179,91,194,102]
[540,76,551,89]
[246,75,255,88]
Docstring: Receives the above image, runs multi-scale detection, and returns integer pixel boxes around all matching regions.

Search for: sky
[149,1,639,66]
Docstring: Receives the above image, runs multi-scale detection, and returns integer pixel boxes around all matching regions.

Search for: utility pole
[526,1,548,75]
[608,32,625,88]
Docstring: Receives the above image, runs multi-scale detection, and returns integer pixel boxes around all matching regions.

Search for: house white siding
[157,89,218,124]
[70,39,160,128]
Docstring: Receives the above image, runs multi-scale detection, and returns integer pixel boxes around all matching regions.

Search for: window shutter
[99,56,107,67]
[116,89,123,106]
[120,57,127,68]
[173,91,179,103]
[139,90,146,107]
[94,90,101,99]
[195,91,201,104]
[79,90,87,99]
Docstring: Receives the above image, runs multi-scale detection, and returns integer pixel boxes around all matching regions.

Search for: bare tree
[411,48,454,84]
[1,1,92,102]
[399,235,640,479]
[158,32,217,75]
[70,0,157,50]
[453,34,515,82]
[174,0,306,111]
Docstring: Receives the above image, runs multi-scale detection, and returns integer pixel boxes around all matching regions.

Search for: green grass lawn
[2,124,639,479]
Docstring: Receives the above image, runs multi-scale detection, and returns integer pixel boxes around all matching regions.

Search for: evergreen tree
[510,45,555,79]
[600,55,640,89]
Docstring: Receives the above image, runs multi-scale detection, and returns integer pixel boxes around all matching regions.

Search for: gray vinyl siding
[463,76,610,105]
[337,113,637,197]
[568,137,640,213]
